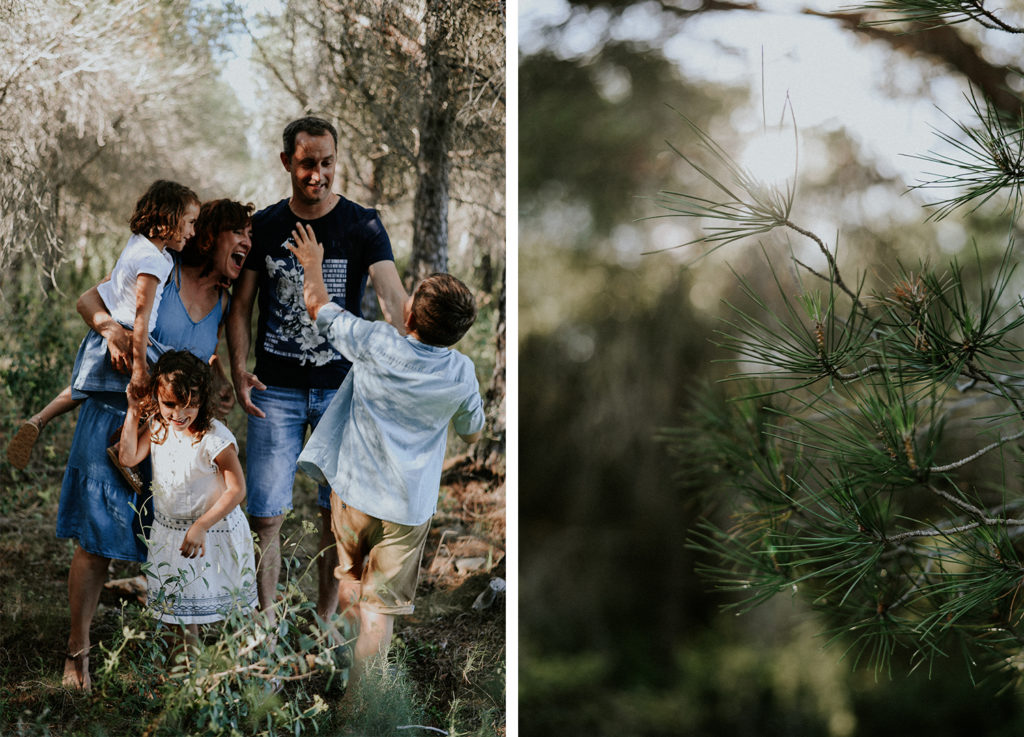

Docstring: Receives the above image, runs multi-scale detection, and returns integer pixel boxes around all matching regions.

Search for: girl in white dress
[119,350,257,638]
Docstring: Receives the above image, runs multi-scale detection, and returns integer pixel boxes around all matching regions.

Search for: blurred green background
[518,1,1024,734]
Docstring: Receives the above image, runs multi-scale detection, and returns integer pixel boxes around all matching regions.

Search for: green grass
[0,470,505,737]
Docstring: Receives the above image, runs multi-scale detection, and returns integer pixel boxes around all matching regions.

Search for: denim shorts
[245,385,336,517]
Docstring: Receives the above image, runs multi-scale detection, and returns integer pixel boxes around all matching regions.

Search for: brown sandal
[62,648,91,692]
[6,419,41,470]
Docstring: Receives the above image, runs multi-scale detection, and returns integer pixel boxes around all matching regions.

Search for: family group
[6,116,485,694]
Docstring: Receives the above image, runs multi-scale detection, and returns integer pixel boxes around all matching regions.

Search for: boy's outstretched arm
[286,222,331,320]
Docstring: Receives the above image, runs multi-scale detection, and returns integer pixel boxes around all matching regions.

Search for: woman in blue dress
[58,199,254,691]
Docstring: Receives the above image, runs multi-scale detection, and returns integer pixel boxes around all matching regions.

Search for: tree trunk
[406,0,453,287]
[473,264,506,476]
[361,153,385,319]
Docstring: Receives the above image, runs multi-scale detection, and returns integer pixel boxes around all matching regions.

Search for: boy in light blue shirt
[288,223,485,689]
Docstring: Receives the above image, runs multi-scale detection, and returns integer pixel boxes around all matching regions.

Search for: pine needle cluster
[662,1,1024,681]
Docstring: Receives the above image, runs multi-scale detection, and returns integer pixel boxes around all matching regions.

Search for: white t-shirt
[96,233,174,332]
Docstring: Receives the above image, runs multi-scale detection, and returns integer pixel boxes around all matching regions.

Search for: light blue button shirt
[296,303,485,526]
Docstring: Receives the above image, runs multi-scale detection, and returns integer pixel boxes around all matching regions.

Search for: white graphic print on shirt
[262,252,349,366]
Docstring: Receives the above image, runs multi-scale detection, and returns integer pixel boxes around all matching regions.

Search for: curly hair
[179,199,254,273]
[140,350,215,445]
[128,180,200,243]
[411,273,477,347]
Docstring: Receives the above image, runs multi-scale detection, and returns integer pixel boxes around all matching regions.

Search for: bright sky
[518,0,1001,311]
[213,0,283,155]
[220,29,264,114]
[519,0,975,187]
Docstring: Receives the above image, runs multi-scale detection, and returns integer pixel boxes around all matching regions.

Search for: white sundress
[145,419,257,625]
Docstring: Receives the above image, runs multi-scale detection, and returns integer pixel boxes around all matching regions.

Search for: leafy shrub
[94,522,345,736]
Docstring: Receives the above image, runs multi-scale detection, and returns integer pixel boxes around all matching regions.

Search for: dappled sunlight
[521,2,1024,734]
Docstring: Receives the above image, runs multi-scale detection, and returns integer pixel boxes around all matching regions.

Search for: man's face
[283,132,336,207]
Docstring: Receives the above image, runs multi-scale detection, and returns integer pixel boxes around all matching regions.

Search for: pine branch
[928,429,1024,472]
[908,89,1024,220]
[852,0,1024,32]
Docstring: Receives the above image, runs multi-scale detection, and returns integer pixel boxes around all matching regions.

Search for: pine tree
[665,2,1024,680]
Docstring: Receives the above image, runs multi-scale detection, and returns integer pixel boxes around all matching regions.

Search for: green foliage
[334,659,426,736]
[94,609,338,737]
[519,45,745,238]
[0,291,80,422]
[521,618,1024,737]
[93,526,345,737]
[0,280,85,514]
[856,0,1024,31]
[665,103,1024,680]
[910,89,1024,221]
[0,504,502,737]
[520,255,718,672]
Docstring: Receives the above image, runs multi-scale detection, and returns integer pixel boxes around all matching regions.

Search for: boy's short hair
[129,180,200,242]
[283,116,338,159]
[411,273,476,347]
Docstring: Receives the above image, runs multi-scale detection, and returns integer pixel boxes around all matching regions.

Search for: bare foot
[6,418,41,470]
[62,647,91,692]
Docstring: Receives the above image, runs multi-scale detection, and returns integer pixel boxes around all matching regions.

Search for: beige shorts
[330,495,430,615]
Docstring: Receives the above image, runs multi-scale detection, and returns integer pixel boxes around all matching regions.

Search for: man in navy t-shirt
[227,116,408,622]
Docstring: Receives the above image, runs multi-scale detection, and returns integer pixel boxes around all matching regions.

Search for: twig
[831,363,885,382]
[785,223,865,310]
[928,429,1024,473]
[964,0,1024,33]
[884,516,1024,545]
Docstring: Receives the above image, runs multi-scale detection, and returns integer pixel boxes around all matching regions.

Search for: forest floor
[0,452,506,737]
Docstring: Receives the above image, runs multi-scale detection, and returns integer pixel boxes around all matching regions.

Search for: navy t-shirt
[244,196,394,389]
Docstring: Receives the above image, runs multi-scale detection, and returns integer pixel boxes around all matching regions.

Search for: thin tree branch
[963,0,1024,34]
[928,430,1024,473]
[785,223,865,311]
[884,517,1024,545]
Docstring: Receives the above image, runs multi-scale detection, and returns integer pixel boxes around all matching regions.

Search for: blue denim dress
[56,264,225,561]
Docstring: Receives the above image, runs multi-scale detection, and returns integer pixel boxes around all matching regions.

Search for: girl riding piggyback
[6,180,200,469]
[74,180,201,404]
